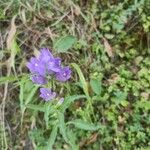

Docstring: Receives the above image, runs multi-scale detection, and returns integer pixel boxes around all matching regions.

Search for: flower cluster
[27,48,71,101]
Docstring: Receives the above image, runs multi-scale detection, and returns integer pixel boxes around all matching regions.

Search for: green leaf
[26,104,45,112]
[72,63,90,98]
[19,80,25,127]
[54,35,76,53]
[67,119,100,131]
[113,91,128,106]
[67,129,79,150]
[0,76,17,85]
[19,78,39,127]
[44,103,54,129]
[19,81,24,112]
[60,95,86,112]
[58,112,68,142]
[25,85,39,105]
[136,101,150,110]
[58,112,79,149]
[114,91,127,100]
[46,123,58,150]
[90,79,102,95]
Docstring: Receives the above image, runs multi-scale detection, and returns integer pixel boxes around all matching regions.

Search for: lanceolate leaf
[58,112,68,142]
[67,119,100,131]
[58,112,79,149]
[67,129,79,150]
[60,95,86,112]
[46,123,58,150]
[72,63,90,98]
[0,76,17,85]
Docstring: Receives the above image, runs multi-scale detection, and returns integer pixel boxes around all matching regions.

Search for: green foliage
[0,0,150,149]
[67,119,100,131]
[46,123,58,150]
[54,35,76,53]
[90,79,102,95]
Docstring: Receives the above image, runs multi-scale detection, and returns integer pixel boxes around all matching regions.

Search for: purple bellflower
[56,66,71,82]
[39,48,61,73]
[40,88,56,101]
[27,48,71,102]
[47,57,61,73]
[39,48,53,64]
[26,57,46,76]
[31,75,47,85]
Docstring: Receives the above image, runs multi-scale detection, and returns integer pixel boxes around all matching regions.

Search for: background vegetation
[0,0,150,149]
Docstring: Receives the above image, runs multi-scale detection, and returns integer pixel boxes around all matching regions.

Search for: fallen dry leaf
[108,73,120,84]
[102,37,114,58]
[118,116,126,124]
[74,5,81,16]
[141,92,149,100]
[79,133,98,147]
[86,133,98,145]
[6,16,16,50]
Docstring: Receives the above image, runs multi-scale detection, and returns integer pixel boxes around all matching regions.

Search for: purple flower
[39,48,53,64]
[27,47,71,88]
[39,48,61,73]
[56,66,71,82]
[27,57,46,76]
[31,75,47,85]
[40,88,56,101]
[47,57,61,73]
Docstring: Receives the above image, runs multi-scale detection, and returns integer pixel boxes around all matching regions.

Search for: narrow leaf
[0,76,17,85]
[60,95,86,112]
[58,112,68,142]
[58,112,79,149]
[26,104,45,112]
[44,103,54,129]
[67,129,79,150]
[25,85,39,105]
[46,123,58,150]
[72,63,90,98]
[67,119,100,131]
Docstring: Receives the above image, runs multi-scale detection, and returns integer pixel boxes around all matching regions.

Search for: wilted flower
[56,66,71,82]
[31,75,47,85]
[40,88,56,101]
